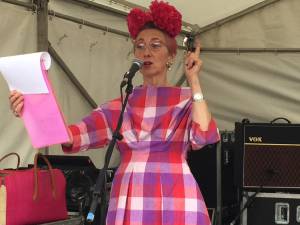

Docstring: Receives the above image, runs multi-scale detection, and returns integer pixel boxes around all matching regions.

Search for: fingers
[185,58,201,70]
[184,38,202,72]
[185,51,202,70]
[14,101,24,115]
[185,55,194,69]
[10,92,23,110]
[9,91,22,103]
[9,90,24,116]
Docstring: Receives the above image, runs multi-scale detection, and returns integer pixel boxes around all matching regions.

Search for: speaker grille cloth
[244,145,300,188]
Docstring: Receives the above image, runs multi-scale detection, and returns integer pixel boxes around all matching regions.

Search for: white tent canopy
[0,0,300,169]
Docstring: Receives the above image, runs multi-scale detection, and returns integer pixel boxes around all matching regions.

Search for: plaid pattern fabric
[64,86,220,225]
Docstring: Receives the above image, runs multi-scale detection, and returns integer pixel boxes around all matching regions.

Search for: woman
[10,1,219,224]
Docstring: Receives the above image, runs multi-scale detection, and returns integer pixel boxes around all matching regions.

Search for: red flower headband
[127,0,182,39]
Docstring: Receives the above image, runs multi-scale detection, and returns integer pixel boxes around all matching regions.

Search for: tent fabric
[121,0,266,27]
[0,2,38,169]
[200,0,300,47]
[0,0,300,168]
[200,53,300,129]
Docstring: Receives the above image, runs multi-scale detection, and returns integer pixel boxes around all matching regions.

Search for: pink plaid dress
[64,86,220,225]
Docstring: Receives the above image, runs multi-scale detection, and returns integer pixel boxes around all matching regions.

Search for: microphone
[121,58,144,87]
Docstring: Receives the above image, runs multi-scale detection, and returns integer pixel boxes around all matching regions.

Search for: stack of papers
[0,52,70,148]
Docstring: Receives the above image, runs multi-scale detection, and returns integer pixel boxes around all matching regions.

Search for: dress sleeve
[189,118,220,150]
[62,108,112,153]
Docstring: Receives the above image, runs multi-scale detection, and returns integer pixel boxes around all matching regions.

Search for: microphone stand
[86,76,134,224]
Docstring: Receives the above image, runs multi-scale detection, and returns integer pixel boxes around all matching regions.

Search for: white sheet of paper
[0,52,51,94]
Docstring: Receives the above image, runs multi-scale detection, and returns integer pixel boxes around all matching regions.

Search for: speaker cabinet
[235,121,300,190]
[187,132,239,224]
[187,144,217,208]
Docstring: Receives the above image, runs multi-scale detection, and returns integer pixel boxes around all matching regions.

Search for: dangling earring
[166,61,173,71]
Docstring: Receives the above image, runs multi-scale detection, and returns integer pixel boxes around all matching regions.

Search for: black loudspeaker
[187,144,217,208]
[220,132,240,224]
[187,133,239,225]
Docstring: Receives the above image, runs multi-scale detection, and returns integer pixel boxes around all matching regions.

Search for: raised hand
[184,38,202,82]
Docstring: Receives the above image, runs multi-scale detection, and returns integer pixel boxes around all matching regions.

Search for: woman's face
[134,29,173,78]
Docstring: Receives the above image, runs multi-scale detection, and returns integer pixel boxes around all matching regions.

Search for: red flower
[127,8,153,39]
[127,0,182,39]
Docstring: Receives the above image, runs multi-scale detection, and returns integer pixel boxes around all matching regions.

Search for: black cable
[229,186,263,225]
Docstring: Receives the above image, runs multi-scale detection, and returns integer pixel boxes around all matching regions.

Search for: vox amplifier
[243,192,300,225]
[235,120,300,190]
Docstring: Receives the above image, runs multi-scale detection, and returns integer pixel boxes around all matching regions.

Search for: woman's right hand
[9,90,24,117]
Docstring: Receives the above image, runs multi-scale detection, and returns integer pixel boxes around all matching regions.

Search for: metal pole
[48,42,98,109]
[35,0,49,154]
[36,0,49,51]
[1,0,33,8]
[197,0,281,34]
[176,47,300,87]
[48,9,188,51]
[201,47,300,53]
[68,0,191,34]
[48,10,129,38]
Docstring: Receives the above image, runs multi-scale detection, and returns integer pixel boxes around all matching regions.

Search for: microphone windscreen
[132,58,144,69]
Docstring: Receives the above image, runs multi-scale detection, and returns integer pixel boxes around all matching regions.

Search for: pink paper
[21,62,70,148]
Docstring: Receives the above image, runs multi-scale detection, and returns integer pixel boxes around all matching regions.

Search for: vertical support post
[36,0,49,51]
[216,141,222,225]
[35,0,49,154]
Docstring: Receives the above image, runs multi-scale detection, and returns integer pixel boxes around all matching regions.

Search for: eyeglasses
[134,40,166,53]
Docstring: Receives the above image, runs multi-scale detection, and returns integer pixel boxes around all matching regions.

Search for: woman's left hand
[184,39,202,82]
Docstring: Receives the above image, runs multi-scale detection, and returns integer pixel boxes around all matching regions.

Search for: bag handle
[270,117,291,124]
[33,153,57,201]
[0,152,20,169]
